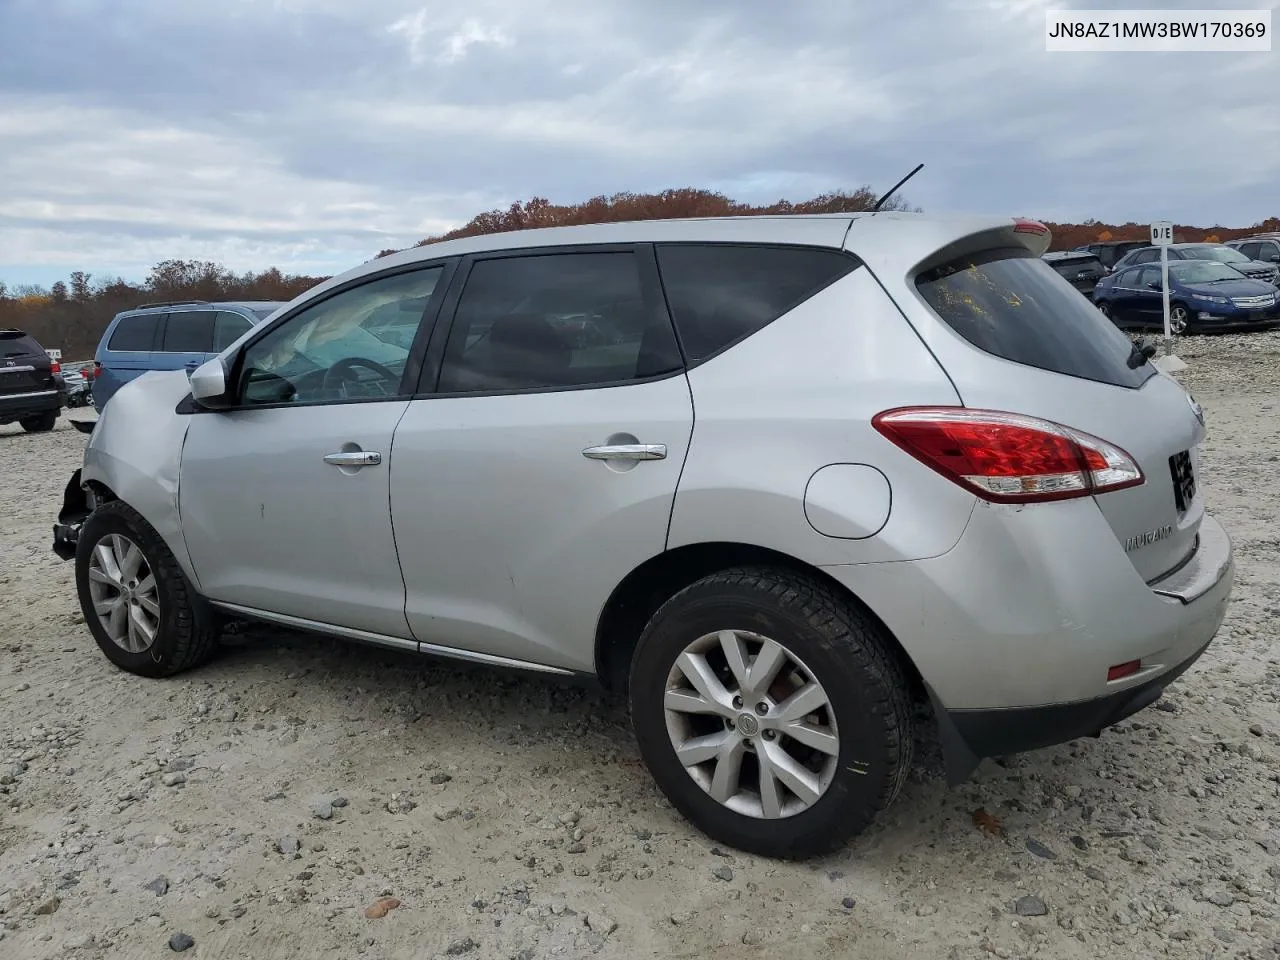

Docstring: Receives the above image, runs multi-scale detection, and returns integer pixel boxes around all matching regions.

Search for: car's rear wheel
[1169,303,1190,335]
[19,411,57,432]
[628,566,913,859]
[75,500,219,678]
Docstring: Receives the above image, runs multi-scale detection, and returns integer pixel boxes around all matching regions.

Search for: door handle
[581,443,667,462]
[323,451,382,467]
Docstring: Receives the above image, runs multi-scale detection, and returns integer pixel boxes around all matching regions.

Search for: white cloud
[388,9,513,65]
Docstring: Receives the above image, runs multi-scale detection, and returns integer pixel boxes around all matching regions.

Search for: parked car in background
[1043,250,1107,297]
[1227,235,1280,268]
[62,365,91,407]
[0,328,66,432]
[91,301,286,410]
[1094,259,1280,333]
[1071,240,1148,273]
[1111,243,1280,286]
[52,213,1233,858]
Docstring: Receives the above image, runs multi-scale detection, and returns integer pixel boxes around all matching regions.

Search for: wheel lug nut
[755,702,768,716]
[726,718,735,729]
[731,696,743,709]
[762,730,776,741]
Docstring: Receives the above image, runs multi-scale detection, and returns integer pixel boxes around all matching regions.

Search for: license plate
[1169,450,1195,514]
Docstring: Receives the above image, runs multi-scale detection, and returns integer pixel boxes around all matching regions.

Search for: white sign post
[1149,221,1186,374]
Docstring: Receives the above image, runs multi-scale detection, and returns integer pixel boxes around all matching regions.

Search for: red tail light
[872,407,1144,504]
[50,360,61,374]
[93,361,102,379]
[1013,218,1049,236]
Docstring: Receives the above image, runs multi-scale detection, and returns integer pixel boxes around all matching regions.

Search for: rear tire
[75,501,220,678]
[628,566,913,859]
[19,411,57,432]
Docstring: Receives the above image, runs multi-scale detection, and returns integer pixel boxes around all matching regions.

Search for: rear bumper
[0,388,63,420]
[820,502,1234,781]
[946,635,1210,761]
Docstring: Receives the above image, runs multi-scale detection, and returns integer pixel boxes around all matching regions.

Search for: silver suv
[51,213,1233,858]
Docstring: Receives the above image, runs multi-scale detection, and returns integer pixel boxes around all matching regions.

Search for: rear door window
[915,246,1156,389]
[107,314,161,352]
[160,311,218,353]
[655,244,857,362]
[213,312,254,351]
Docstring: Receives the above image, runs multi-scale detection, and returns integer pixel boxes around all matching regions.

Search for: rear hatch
[0,330,57,397]
[1047,254,1106,294]
[852,217,1204,583]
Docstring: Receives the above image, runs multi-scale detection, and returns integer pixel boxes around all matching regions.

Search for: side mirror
[1146,280,1162,290]
[189,358,232,409]
[1270,255,1280,263]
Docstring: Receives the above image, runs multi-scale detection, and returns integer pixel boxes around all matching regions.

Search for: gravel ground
[2,333,1279,960]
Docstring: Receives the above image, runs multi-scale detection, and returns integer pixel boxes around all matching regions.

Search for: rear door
[157,309,219,375]
[213,311,256,356]
[905,237,1203,583]
[389,246,692,671]
[1131,265,1165,326]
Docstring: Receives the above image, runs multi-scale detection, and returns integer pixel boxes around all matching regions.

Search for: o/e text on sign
[1047,10,1271,51]
[1150,222,1173,247]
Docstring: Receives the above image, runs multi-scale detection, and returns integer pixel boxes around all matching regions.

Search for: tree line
[4,185,1275,361]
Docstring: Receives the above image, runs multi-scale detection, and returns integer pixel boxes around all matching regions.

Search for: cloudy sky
[1,0,1276,287]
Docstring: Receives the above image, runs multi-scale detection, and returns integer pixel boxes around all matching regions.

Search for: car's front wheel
[19,411,57,432]
[628,567,913,859]
[75,501,220,677]
[1169,303,1191,335]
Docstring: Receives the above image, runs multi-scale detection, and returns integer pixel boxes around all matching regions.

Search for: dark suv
[0,328,65,432]
[1072,240,1149,272]
[1043,250,1107,297]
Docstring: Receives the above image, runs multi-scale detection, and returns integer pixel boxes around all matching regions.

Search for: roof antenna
[872,163,924,213]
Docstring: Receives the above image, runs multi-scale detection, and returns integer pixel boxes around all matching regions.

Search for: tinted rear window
[916,246,1155,389]
[1047,255,1103,277]
[655,244,857,362]
[0,330,45,358]
[107,314,160,352]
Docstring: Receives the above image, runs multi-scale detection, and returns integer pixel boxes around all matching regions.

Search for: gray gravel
[1,332,1279,959]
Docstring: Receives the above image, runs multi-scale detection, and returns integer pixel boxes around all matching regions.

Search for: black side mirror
[1139,339,1158,359]
[1270,255,1280,263]
[1146,281,1162,290]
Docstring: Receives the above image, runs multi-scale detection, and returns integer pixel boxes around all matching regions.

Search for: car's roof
[120,300,287,316]
[1044,250,1100,260]
[296,211,1035,308]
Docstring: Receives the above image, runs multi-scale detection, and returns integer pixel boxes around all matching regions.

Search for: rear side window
[160,311,218,352]
[656,244,857,362]
[916,246,1155,389]
[107,314,160,352]
[213,312,253,351]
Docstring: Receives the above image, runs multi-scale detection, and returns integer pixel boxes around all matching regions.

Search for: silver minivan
[52,212,1233,858]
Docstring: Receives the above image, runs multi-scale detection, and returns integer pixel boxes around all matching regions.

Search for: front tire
[19,411,57,432]
[75,501,219,677]
[1169,302,1191,335]
[628,567,913,859]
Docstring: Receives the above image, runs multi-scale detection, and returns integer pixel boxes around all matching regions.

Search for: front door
[391,247,694,671]
[179,263,450,637]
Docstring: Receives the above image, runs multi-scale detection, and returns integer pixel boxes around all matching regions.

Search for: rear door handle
[581,443,667,462]
[323,451,382,467]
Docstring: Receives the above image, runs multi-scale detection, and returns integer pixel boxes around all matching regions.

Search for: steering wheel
[321,357,399,397]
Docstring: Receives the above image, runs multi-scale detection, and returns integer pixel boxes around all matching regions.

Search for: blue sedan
[1093,259,1280,333]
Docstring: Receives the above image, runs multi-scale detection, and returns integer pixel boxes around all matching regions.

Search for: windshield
[1182,245,1250,265]
[916,246,1156,389]
[1169,261,1245,284]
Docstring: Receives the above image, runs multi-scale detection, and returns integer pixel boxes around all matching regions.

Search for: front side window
[437,251,681,393]
[236,267,443,406]
[108,314,161,352]
[916,246,1156,389]
[160,311,218,353]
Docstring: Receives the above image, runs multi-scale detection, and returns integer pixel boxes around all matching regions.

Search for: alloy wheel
[663,629,840,819]
[1170,305,1189,335]
[87,534,160,654]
